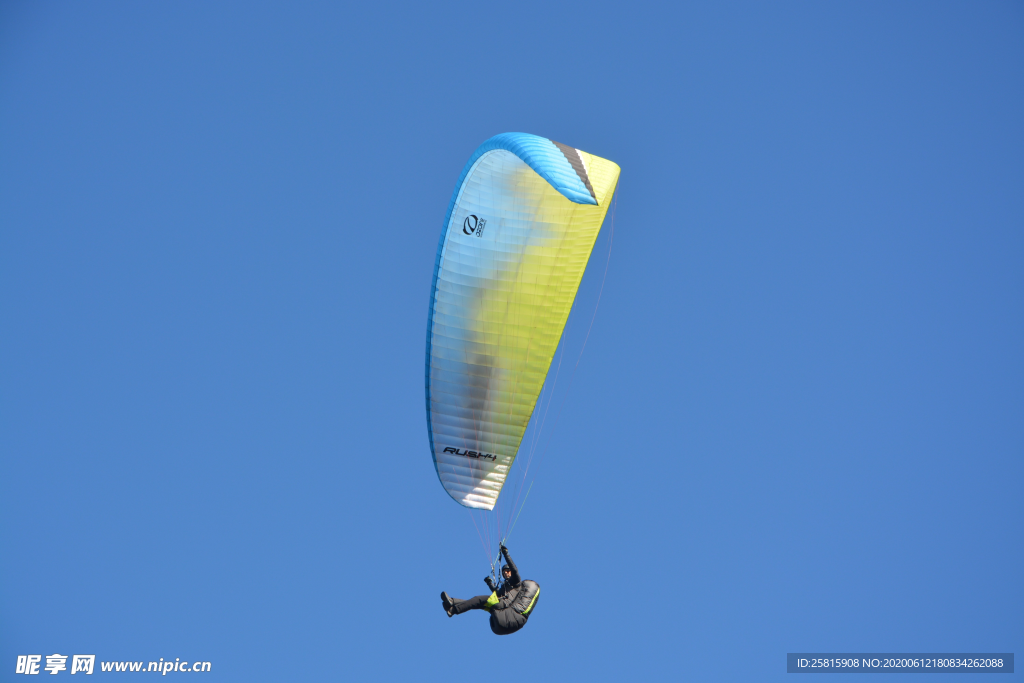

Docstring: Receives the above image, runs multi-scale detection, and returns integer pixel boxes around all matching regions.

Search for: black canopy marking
[551,140,597,203]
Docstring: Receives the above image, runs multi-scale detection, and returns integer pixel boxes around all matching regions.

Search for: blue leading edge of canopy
[424,132,597,486]
[447,133,598,214]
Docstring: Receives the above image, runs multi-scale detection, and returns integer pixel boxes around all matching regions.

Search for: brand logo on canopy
[443,446,497,462]
[463,214,487,237]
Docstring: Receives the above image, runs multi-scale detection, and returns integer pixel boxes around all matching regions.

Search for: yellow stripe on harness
[485,592,499,608]
[521,587,540,615]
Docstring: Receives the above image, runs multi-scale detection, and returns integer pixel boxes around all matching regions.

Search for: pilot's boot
[440,592,455,617]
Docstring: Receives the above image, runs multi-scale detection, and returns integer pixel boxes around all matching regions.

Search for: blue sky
[1,2,1021,681]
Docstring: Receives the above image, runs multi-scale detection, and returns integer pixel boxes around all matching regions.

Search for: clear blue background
[1,2,1021,681]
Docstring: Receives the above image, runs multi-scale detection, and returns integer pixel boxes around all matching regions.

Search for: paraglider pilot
[441,544,541,636]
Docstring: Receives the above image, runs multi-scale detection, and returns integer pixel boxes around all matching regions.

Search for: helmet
[501,564,512,574]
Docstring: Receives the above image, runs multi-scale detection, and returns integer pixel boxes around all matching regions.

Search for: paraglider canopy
[425,132,621,510]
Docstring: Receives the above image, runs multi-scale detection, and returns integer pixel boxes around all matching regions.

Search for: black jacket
[493,546,521,607]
